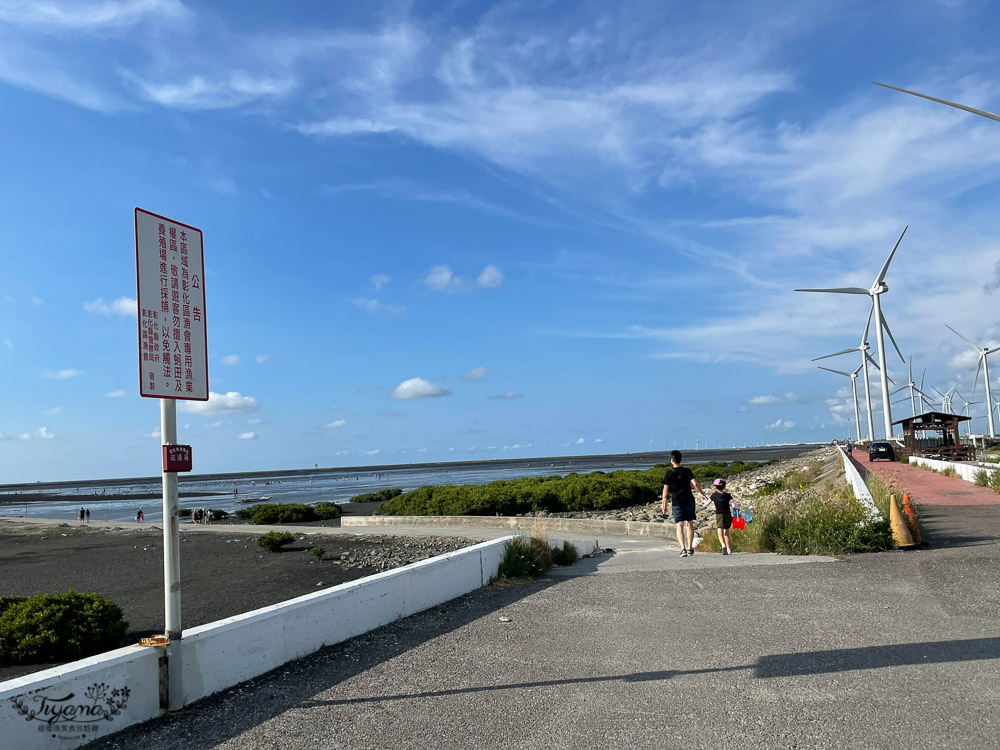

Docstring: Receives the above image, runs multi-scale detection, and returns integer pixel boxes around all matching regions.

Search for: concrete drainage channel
[2,535,595,750]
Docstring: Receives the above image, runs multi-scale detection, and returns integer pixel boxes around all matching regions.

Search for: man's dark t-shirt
[710,490,733,515]
[663,466,696,505]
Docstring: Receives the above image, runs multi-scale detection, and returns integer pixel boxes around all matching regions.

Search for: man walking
[661,450,709,557]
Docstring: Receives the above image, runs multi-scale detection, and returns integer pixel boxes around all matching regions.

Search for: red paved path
[850,454,1000,548]
[852,456,1000,506]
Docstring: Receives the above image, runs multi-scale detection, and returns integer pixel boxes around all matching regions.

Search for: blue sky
[2,0,1000,482]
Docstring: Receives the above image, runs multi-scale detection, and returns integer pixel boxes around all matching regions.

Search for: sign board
[135,208,208,400]
[163,445,193,472]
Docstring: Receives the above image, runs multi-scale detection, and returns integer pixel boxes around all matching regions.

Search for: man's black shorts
[671,503,696,523]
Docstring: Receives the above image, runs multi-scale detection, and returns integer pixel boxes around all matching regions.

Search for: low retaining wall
[909,456,1000,484]
[837,447,881,521]
[342,514,676,538]
[1,536,513,750]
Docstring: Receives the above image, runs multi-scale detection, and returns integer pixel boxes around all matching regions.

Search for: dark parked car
[868,441,896,462]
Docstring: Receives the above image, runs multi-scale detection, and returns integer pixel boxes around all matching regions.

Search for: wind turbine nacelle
[873,282,888,294]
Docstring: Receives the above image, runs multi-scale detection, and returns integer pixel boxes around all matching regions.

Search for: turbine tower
[796,227,908,440]
[954,391,980,437]
[817,364,863,441]
[945,325,997,439]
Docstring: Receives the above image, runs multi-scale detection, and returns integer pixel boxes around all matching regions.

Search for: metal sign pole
[161,398,183,710]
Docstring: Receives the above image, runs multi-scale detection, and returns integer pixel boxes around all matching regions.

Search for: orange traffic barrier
[889,493,917,548]
[901,492,922,543]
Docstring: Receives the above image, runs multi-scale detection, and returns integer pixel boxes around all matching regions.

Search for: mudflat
[0,521,479,682]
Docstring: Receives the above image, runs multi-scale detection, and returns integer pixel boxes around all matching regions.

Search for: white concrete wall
[0,645,163,750]
[909,455,1000,484]
[837,446,882,521]
[1,536,513,750]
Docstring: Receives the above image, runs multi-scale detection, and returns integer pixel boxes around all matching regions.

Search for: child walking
[704,478,738,555]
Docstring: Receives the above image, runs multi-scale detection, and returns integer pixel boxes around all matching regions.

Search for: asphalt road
[85,494,1000,750]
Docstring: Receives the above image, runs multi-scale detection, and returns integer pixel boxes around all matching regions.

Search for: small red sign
[163,445,193,472]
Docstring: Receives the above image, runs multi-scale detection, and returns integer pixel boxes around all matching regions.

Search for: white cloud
[766,419,796,431]
[35,426,54,439]
[425,265,462,292]
[125,71,296,110]
[749,395,782,405]
[0,0,191,30]
[391,377,451,399]
[237,431,257,440]
[476,265,503,288]
[148,428,161,439]
[595,438,604,443]
[326,419,346,428]
[461,366,488,382]
[220,354,241,366]
[574,437,585,444]
[247,418,261,425]
[255,355,269,364]
[179,391,259,414]
[41,369,83,379]
[364,448,380,456]
[351,297,404,314]
[106,390,126,398]
[490,391,524,400]
[84,297,137,316]
[19,433,30,440]
[31,296,43,307]
[370,273,390,290]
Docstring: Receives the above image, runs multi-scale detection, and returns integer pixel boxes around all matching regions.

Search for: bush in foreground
[235,502,340,524]
[550,540,579,566]
[257,531,295,552]
[496,536,553,579]
[0,591,128,665]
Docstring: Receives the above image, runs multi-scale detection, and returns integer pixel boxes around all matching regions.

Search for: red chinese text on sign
[135,208,208,400]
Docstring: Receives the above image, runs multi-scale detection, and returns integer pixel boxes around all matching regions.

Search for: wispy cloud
[476,265,503,288]
[326,419,346,428]
[425,265,462,293]
[220,354,241,366]
[461,366,488,382]
[749,395,782,406]
[351,297,404,314]
[370,273,390,290]
[179,391,259,414]
[84,297,137,316]
[106,390,126,398]
[237,431,257,440]
[41,369,83,379]
[490,391,523,400]
[0,1,190,30]
[35,426,55,439]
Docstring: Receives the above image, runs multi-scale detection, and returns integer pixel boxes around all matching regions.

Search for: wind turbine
[890,359,933,417]
[945,325,997,438]
[817,364,864,441]
[797,228,908,440]
[954,391,981,437]
[931,385,956,414]
[874,82,1000,123]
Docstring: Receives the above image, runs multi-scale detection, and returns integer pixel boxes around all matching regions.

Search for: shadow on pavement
[294,635,1000,709]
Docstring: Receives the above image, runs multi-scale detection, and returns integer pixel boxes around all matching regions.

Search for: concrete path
[80,486,1000,750]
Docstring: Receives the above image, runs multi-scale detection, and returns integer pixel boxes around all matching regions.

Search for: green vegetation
[0,591,128,665]
[178,508,192,518]
[991,469,1000,494]
[347,488,403,504]
[496,536,553,579]
[380,461,761,516]
[209,509,229,520]
[310,546,325,559]
[754,461,824,497]
[256,531,295,552]
[939,466,959,478]
[974,469,990,487]
[550,540,580,566]
[235,501,341,524]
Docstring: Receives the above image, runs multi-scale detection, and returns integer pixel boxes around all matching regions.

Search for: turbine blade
[861,302,874,346]
[794,287,870,294]
[866,353,881,371]
[853,364,863,376]
[919,368,926,391]
[932,386,946,398]
[811,348,858,362]
[890,385,908,395]
[873,82,1000,123]
[874,226,908,286]
[945,324,981,354]
[881,316,905,364]
[973,355,984,394]
[817,366,852,377]
[908,356,913,383]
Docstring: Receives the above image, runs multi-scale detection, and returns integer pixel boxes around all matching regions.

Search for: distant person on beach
[85,508,90,523]
[79,507,85,522]
[705,479,737,555]
[661,450,709,558]
[136,507,144,523]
